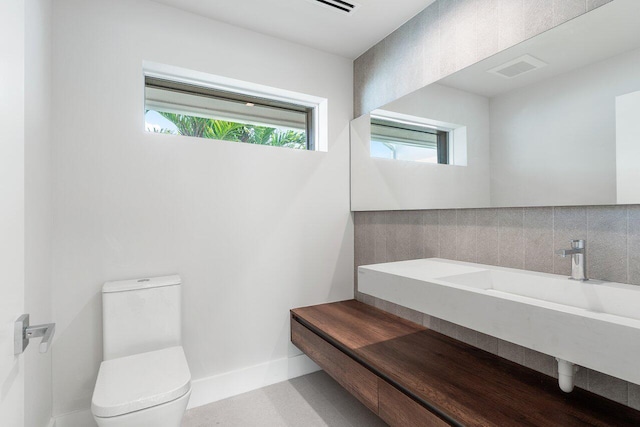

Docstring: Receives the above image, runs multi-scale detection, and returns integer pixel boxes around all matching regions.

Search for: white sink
[438,269,640,320]
[358,258,640,387]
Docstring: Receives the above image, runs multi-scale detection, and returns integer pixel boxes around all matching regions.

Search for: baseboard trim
[52,354,320,425]
[53,409,95,427]
[187,353,320,409]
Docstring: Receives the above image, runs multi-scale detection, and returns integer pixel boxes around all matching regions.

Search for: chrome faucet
[556,239,588,281]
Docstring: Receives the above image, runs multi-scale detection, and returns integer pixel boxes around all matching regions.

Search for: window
[370,117,450,164]
[145,76,316,150]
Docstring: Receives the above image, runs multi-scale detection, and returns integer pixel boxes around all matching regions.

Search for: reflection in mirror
[370,113,451,164]
[350,0,640,211]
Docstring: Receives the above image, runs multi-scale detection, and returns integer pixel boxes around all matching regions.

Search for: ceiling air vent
[488,55,548,79]
[311,0,360,14]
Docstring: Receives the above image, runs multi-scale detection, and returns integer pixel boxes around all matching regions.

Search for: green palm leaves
[156,112,306,149]
[269,130,306,148]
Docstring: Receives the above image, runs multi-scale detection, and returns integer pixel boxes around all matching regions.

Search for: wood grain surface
[291,300,640,427]
[379,378,450,427]
[291,316,379,413]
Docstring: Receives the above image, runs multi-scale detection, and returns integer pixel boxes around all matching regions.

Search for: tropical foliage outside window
[144,76,314,150]
[145,111,307,150]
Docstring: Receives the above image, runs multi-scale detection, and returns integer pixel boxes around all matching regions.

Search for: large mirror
[351,0,640,211]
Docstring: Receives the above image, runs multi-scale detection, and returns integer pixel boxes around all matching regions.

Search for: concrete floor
[182,371,388,426]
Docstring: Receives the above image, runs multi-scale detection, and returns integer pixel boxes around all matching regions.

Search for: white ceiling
[439,0,640,98]
[149,0,436,59]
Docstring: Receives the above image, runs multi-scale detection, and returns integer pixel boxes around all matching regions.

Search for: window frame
[142,62,328,152]
[370,117,450,164]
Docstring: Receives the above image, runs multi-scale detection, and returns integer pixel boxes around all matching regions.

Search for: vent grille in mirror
[488,55,548,79]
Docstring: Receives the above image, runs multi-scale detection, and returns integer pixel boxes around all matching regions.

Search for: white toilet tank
[102,275,182,360]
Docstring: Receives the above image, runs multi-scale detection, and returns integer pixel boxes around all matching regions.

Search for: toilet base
[93,389,191,427]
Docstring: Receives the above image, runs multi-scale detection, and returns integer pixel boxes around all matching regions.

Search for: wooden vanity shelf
[291,300,640,426]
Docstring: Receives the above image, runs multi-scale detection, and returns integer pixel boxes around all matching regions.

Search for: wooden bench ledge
[291,300,640,427]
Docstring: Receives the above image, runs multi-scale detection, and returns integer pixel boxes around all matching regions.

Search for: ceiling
[149,0,436,59]
[439,0,639,98]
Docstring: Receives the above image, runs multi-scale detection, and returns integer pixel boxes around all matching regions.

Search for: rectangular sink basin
[438,269,640,320]
[358,258,640,387]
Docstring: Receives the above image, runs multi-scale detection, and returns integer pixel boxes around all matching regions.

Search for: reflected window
[370,118,449,164]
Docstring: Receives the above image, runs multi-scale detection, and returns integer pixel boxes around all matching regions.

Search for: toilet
[91,275,192,427]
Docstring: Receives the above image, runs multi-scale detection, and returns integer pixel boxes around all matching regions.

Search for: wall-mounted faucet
[556,239,588,281]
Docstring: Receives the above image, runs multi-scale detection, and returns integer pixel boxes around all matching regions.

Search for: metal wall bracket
[14,314,30,355]
[14,314,56,355]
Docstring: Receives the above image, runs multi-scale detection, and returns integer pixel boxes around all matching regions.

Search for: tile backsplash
[355,205,640,287]
[354,205,640,410]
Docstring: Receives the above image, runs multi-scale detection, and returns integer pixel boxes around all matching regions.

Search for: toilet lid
[92,346,191,418]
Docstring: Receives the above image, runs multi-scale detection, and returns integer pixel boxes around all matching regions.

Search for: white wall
[351,83,490,210]
[0,0,25,426]
[51,0,353,417]
[490,47,640,207]
[25,1,54,426]
[616,90,640,204]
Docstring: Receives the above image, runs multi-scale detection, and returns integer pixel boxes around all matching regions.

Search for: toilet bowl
[92,346,191,427]
[91,275,191,427]
[93,390,191,427]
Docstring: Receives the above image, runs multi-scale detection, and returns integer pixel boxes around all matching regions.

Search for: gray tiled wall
[355,206,640,286]
[354,0,614,117]
[354,206,640,409]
